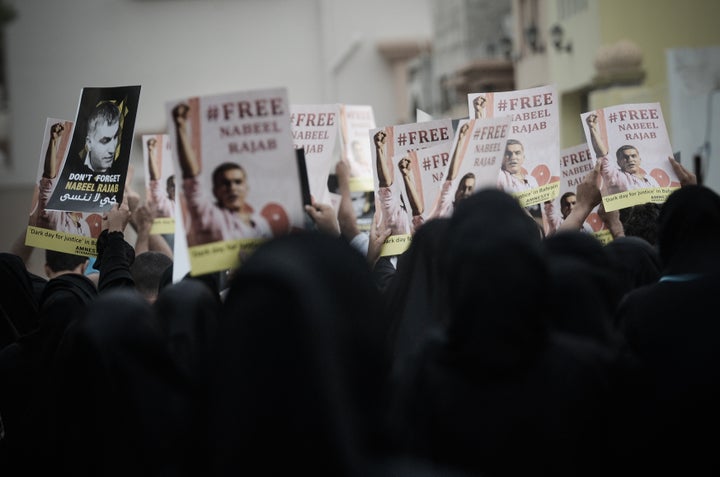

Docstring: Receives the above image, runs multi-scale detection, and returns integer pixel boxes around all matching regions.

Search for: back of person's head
[385,218,452,377]
[604,236,661,296]
[87,101,120,133]
[213,232,389,474]
[445,189,548,373]
[51,288,194,475]
[543,231,621,344]
[0,253,40,342]
[658,185,720,273]
[154,279,218,382]
[620,203,661,245]
[130,252,173,303]
[45,250,88,275]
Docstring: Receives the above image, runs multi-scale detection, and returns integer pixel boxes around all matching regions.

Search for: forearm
[376,148,391,188]
[133,226,150,255]
[599,207,625,238]
[43,138,59,179]
[148,152,160,181]
[95,230,135,292]
[544,202,562,236]
[589,127,608,157]
[402,174,424,216]
[447,150,461,181]
[557,202,593,233]
[177,127,199,178]
[148,234,173,258]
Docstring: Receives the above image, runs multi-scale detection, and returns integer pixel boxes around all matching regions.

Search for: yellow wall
[598,0,720,87]
[547,0,600,93]
[559,90,585,148]
[595,0,720,125]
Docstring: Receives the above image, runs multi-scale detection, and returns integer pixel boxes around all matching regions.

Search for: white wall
[667,46,720,193]
[0,0,431,262]
[1,0,431,185]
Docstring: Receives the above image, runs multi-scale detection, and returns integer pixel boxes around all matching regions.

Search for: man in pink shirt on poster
[172,103,272,245]
[585,113,660,195]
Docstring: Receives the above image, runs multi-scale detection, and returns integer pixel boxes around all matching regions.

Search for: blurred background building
[1,0,719,262]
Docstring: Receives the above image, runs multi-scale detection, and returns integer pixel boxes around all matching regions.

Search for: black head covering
[444,189,548,374]
[0,272,97,473]
[657,185,720,274]
[35,273,98,368]
[389,190,618,476]
[94,230,135,291]
[210,232,390,476]
[154,279,218,383]
[50,288,194,476]
[604,236,661,296]
[543,231,622,344]
[0,253,40,345]
[615,187,720,475]
[384,218,451,377]
[620,202,661,245]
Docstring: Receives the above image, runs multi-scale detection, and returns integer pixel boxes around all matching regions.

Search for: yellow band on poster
[593,229,614,245]
[379,233,412,257]
[25,226,97,257]
[601,186,679,212]
[188,237,266,275]
[150,217,175,235]
[513,182,561,208]
[349,176,375,192]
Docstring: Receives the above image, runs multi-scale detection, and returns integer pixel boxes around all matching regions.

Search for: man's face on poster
[86,120,120,172]
[617,147,641,175]
[455,175,475,203]
[503,143,525,175]
[213,167,248,212]
[560,193,577,219]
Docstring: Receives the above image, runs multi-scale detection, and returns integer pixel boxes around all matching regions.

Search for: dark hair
[615,145,638,162]
[460,172,475,182]
[130,252,173,300]
[560,191,576,206]
[212,162,245,188]
[45,250,88,273]
[504,139,523,154]
[166,175,175,199]
[87,101,120,135]
[620,203,661,245]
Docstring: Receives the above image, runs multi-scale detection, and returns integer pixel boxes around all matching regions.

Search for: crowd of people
[2,143,720,476]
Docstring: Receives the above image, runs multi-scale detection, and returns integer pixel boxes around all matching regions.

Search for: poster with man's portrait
[142,134,176,235]
[467,85,561,209]
[45,85,141,213]
[580,103,679,212]
[339,104,376,192]
[166,87,305,275]
[25,118,103,256]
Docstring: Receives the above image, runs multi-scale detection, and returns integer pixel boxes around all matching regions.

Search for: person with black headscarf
[616,185,720,475]
[391,189,619,477]
[0,252,43,466]
[0,253,41,347]
[0,249,98,473]
[604,235,661,304]
[383,218,451,379]
[543,231,623,345]
[154,279,218,390]
[49,289,195,476]
[209,232,391,476]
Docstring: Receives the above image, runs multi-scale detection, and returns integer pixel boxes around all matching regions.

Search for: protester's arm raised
[173,104,200,179]
[558,161,602,233]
